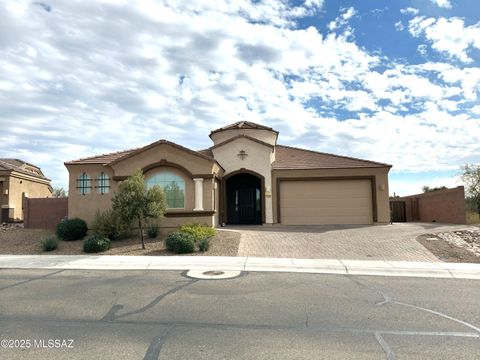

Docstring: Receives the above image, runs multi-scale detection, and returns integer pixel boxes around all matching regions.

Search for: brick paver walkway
[232,223,477,261]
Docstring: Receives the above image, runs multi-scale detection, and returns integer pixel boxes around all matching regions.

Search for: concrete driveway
[231,223,477,261]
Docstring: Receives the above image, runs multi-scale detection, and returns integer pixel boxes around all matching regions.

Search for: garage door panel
[283,198,371,208]
[280,180,373,225]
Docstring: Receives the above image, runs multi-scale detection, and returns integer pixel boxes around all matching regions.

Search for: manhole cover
[186,270,241,280]
[202,271,225,276]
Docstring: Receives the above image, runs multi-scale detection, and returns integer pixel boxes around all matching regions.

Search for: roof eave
[107,139,218,167]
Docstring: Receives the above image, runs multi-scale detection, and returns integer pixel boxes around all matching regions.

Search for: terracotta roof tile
[66,141,216,165]
[210,121,278,136]
[65,142,390,170]
[197,148,214,158]
[0,158,50,180]
[272,145,391,169]
[64,149,138,165]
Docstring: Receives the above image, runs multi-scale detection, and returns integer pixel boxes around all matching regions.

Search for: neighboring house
[0,159,52,222]
[65,121,391,228]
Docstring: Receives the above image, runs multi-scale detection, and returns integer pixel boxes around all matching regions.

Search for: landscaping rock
[436,230,480,257]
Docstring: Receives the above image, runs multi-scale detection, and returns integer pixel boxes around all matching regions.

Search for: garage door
[279,179,373,225]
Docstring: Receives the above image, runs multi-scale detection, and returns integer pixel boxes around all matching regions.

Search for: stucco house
[0,159,52,222]
[65,121,391,229]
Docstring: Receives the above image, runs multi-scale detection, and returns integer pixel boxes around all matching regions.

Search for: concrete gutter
[1,255,479,279]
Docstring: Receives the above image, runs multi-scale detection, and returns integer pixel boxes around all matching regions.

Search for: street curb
[0,255,479,279]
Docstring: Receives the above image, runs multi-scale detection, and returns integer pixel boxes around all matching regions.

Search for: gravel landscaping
[418,227,480,263]
[0,228,240,256]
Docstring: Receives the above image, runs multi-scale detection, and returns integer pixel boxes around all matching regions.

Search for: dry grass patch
[466,211,480,225]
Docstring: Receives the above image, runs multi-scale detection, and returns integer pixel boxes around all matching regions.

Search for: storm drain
[186,270,241,280]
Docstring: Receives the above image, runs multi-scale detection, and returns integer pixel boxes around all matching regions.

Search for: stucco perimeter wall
[272,167,390,224]
[213,137,274,223]
[210,129,277,146]
[398,186,466,224]
[5,174,51,221]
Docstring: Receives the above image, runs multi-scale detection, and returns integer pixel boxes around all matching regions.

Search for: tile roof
[65,140,217,165]
[197,148,214,158]
[272,145,392,169]
[64,149,138,165]
[107,139,216,165]
[209,121,278,136]
[65,143,391,170]
[0,159,50,180]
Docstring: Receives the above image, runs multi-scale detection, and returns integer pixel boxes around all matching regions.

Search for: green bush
[83,234,111,253]
[56,218,88,241]
[92,209,131,241]
[179,223,216,242]
[41,236,58,252]
[146,224,159,239]
[198,237,210,252]
[165,231,195,254]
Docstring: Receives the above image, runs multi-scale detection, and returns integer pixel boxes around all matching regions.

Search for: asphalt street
[0,269,479,359]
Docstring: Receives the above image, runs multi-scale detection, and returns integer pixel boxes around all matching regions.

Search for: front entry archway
[226,172,263,225]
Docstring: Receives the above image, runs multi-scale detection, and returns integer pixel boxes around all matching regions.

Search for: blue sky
[0,0,479,195]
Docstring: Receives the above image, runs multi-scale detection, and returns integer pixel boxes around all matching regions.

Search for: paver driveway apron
[234,223,478,261]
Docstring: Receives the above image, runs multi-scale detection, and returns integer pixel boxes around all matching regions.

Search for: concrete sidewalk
[0,255,479,279]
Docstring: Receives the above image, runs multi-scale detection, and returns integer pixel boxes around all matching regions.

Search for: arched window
[146,171,185,209]
[77,172,91,195]
[96,172,110,194]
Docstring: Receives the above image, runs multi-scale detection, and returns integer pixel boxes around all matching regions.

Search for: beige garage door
[279,179,373,225]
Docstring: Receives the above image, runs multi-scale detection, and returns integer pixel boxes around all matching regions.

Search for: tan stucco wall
[2,173,51,221]
[111,143,216,177]
[214,179,220,226]
[67,164,116,225]
[66,145,217,227]
[211,129,278,146]
[272,167,390,224]
[213,137,274,223]
[150,215,214,235]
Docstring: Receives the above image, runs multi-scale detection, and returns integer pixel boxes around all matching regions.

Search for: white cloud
[471,105,480,115]
[417,44,428,56]
[342,7,356,20]
[390,175,461,197]
[409,16,480,63]
[400,7,419,15]
[395,21,404,31]
[430,0,452,9]
[0,0,478,190]
[328,6,357,31]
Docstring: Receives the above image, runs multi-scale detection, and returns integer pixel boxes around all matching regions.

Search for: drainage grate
[202,271,225,276]
[186,270,241,280]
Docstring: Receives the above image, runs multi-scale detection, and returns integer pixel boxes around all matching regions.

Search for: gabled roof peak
[209,121,278,137]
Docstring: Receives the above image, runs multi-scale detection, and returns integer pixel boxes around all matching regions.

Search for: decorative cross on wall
[237,150,248,160]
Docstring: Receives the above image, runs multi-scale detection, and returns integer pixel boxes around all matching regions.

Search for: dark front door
[227,173,262,225]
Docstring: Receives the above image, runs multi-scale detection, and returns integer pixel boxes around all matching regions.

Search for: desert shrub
[466,211,480,225]
[56,218,88,241]
[165,231,195,254]
[41,236,58,252]
[83,234,111,253]
[147,224,160,239]
[179,223,216,242]
[198,237,210,252]
[92,209,131,241]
